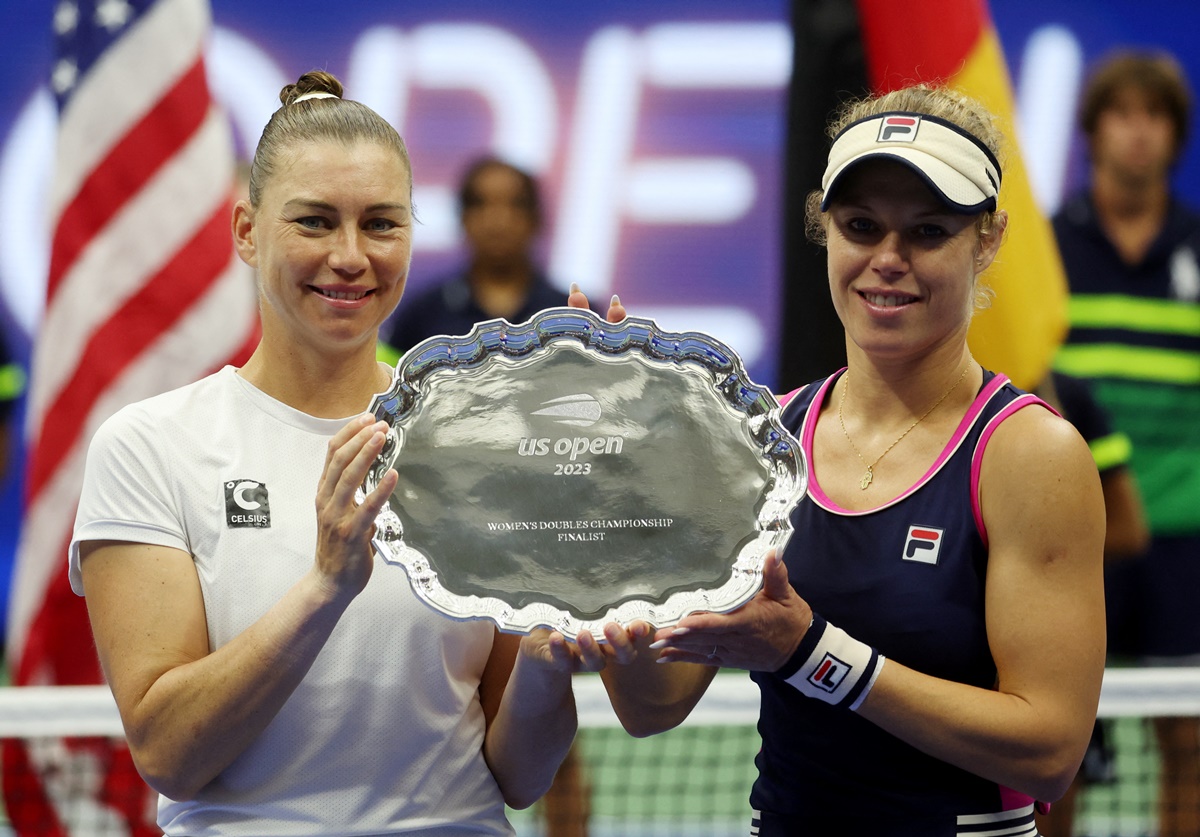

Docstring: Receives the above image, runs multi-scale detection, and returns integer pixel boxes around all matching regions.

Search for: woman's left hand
[519,621,649,673]
[650,552,812,671]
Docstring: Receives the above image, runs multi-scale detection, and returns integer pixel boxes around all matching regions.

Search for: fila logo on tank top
[903,525,945,564]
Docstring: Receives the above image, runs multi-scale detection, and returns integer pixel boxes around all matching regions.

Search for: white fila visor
[820,112,1002,214]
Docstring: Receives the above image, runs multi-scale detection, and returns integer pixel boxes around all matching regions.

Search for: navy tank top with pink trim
[748,369,1050,836]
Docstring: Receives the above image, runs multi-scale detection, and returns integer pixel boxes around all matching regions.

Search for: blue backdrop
[1,0,1199,640]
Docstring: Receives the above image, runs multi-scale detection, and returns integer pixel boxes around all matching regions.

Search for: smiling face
[824,159,1004,364]
[232,140,413,357]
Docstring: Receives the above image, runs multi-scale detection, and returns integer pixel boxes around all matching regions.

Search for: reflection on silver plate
[362,307,807,639]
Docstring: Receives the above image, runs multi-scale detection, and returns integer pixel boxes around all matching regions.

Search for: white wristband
[777,615,885,711]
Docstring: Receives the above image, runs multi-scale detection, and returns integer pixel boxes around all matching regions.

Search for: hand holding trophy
[362,288,806,639]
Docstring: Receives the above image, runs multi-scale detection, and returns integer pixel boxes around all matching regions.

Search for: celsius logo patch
[808,652,852,693]
[877,115,920,142]
[225,480,270,528]
[530,393,602,427]
[903,525,943,564]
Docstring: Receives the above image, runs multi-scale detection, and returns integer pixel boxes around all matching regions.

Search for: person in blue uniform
[591,84,1107,836]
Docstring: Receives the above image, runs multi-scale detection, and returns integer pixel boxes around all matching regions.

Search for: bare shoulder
[979,401,1104,551]
[981,399,1094,471]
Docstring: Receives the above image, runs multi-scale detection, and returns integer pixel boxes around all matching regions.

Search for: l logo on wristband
[781,616,885,710]
[809,652,852,693]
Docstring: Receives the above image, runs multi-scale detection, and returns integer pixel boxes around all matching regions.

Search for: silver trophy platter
[362,307,806,639]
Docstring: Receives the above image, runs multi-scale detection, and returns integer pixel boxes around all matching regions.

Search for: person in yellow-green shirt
[1052,49,1200,836]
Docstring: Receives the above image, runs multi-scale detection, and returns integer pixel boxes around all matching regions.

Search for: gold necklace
[837,364,970,490]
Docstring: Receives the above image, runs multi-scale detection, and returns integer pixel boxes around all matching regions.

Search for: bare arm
[1034,374,1146,562]
[479,632,575,809]
[599,627,719,737]
[855,407,1105,801]
[480,626,636,808]
[82,541,357,799]
[80,415,397,800]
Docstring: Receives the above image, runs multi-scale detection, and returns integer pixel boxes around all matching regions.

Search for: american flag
[4,0,258,831]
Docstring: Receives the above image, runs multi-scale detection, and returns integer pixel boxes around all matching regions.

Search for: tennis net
[1,667,1198,836]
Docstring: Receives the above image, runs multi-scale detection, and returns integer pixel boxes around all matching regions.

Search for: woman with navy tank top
[595,84,1106,836]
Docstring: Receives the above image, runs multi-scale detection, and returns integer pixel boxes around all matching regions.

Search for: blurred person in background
[381,156,590,360]
[1052,49,1200,837]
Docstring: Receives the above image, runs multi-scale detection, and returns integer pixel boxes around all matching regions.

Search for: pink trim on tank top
[969,390,1059,547]
[999,784,1036,811]
[803,370,1009,517]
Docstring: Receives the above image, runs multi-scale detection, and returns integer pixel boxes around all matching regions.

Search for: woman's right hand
[313,413,398,599]
[648,552,810,672]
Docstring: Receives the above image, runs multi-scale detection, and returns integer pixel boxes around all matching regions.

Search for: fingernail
[671,627,690,636]
[655,656,672,664]
[611,293,621,306]
[648,639,667,650]
[570,282,580,294]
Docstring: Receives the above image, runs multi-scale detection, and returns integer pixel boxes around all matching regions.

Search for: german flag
[779,0,1067,392]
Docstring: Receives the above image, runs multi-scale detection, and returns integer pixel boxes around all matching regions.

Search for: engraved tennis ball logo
[529,393,602,427]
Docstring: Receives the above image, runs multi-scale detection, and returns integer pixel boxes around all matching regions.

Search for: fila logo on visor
[225,479,271,528]
[877,115,921,142]
[903,525,943,564]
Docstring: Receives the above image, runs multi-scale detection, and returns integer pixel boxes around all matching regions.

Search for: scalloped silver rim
[363,307,807,640]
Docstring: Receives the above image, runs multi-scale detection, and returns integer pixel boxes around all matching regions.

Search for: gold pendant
[860,467,873,490]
